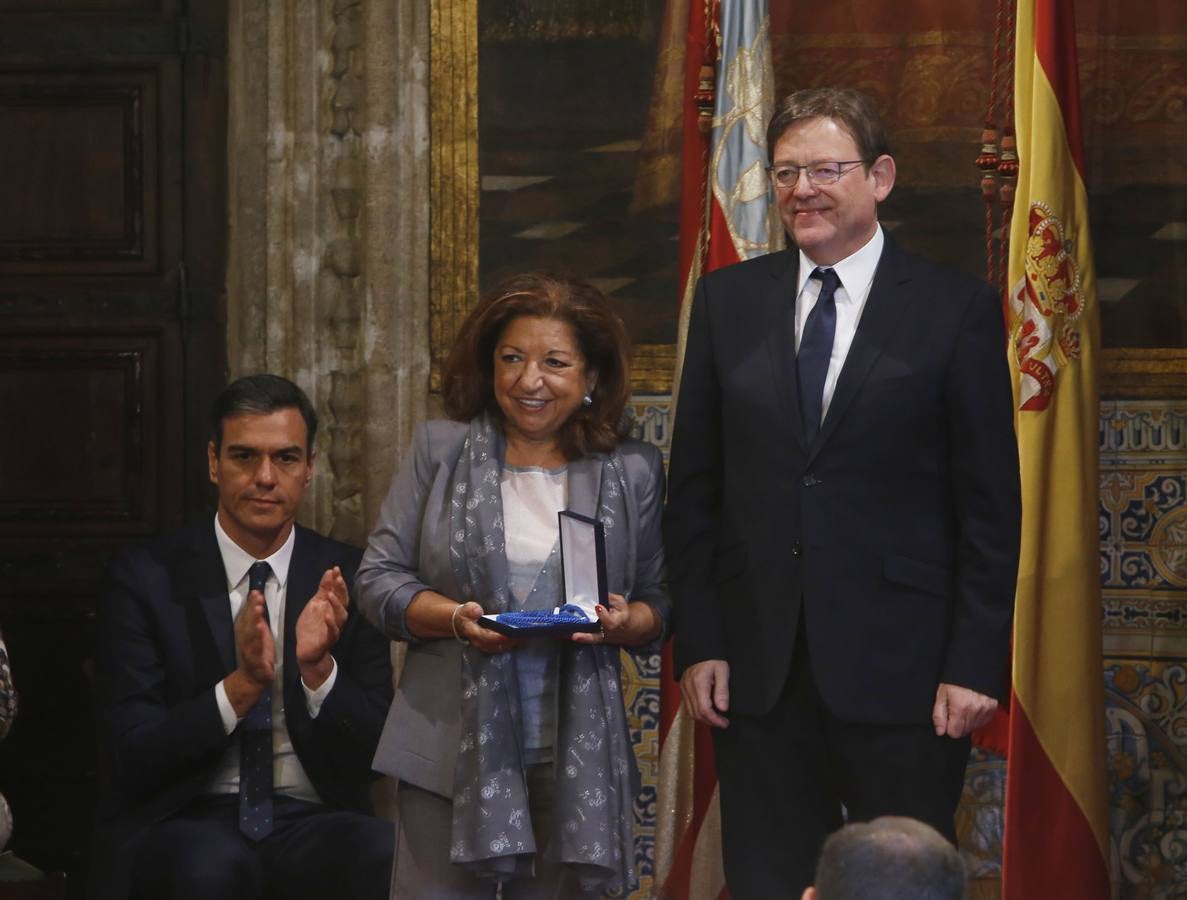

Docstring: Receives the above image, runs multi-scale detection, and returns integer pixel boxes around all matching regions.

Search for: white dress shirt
[206,516,337,802]
[794,225,885,423]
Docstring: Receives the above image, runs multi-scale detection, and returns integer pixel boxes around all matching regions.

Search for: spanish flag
[1002,0,1111,895]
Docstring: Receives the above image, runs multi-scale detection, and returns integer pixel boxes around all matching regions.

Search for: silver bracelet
[451,603,469,644]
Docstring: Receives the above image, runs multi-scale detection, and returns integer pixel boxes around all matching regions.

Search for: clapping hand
[296,566,350,688]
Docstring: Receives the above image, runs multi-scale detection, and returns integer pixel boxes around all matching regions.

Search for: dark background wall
[0,3,228,894]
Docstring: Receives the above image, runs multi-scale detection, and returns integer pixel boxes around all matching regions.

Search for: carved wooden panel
[0,3,222,888]
[0,331,160,534]
[0,66,166,274]
[0,1,162,12]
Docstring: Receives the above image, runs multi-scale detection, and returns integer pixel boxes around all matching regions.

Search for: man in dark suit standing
[92,374,394,900]
[664,87,1021,897]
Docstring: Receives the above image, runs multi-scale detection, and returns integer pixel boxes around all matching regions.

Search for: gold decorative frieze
[1102,349,1187,399]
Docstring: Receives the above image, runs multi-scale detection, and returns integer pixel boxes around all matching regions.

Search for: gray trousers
[391,768,584,899]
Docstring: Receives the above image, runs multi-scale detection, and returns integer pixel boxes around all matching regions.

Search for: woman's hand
[570,593,660,647]
[406,591,518,653]
[453,601,520,655]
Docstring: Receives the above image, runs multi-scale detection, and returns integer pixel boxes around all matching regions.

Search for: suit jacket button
[791,541,802,558]
[801,473,817,487]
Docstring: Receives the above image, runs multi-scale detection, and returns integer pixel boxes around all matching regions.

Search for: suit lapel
[811,238,910,457]
[174,525,237,675]
[761,250,807,450]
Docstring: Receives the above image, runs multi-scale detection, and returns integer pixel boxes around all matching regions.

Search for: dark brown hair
[210,374,318,454]
[442,272,633,460]
[766,86,892,167]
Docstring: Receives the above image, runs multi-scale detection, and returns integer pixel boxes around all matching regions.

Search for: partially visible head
[207,375,318,558]
[803,817,967,900]
[442,272,632,459]
[766,87,896,265]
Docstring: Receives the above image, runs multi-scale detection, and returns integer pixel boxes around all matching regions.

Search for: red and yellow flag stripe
[1002,0,1110,895]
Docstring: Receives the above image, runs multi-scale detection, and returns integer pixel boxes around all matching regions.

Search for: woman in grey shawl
[356,273,669,898]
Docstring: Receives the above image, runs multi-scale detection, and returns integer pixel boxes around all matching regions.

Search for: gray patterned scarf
[447,413,638,896]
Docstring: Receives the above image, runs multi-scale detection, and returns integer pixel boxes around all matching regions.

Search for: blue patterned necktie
[239,560,273,840]
[797,267,841,444]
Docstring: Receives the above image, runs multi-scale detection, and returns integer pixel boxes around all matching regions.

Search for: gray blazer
[355,418,669,797]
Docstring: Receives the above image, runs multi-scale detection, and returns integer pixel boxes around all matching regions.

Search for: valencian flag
[1002,0,1111,895]
[654,1,776,897]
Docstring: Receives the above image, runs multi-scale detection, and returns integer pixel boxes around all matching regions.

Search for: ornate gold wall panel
[429,0,479,392]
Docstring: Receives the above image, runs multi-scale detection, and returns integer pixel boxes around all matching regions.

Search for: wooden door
[0,2,227,890]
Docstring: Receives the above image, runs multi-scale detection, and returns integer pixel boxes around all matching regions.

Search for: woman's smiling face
[493,315,595,447]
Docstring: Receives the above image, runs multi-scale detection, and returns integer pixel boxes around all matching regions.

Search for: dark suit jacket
[90,523,393,900]
[664,238,1021,724]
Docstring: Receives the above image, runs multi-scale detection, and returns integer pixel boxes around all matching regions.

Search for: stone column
[226,0,432,543]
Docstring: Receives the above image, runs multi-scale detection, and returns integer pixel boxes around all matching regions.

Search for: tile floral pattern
[618,648,661,899]
[1106,660,1187,897]
[1102,402,1187,897]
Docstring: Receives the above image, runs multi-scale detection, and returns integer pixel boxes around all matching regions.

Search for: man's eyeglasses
[766,160,869,189]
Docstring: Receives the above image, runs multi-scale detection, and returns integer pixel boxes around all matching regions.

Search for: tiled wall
[621,396,1187,899]
[1094,401,1186,898]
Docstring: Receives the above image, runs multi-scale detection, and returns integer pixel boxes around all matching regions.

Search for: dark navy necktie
[239,561,273,840]
[797,267,841,444]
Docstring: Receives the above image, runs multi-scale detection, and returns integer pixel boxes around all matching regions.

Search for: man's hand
[932,682,998,738]
[681,659,731,728]
[226,587,276,716]
[296,566,350,689]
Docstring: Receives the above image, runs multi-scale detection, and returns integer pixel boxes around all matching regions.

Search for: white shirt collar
[796,224,885,301]
[213,514,295,592]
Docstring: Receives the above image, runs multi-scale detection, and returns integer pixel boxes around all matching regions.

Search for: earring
[582,393,593,407]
